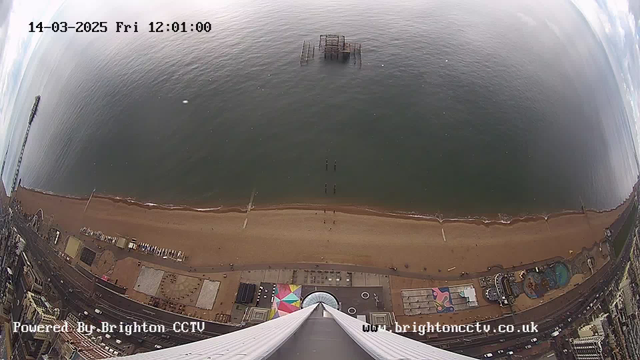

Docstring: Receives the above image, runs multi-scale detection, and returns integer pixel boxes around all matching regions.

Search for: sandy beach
[15,186,631,275]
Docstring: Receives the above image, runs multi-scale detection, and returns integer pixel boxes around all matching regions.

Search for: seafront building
[13,291,59,359]
[45,320,113,359]
[22,252,44,294]
[606,229,640,360]
[577,313,608,338]
[570,336,606,360]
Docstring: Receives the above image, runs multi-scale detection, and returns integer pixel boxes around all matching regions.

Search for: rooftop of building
[26,291,54,316]
[51,320,113,359]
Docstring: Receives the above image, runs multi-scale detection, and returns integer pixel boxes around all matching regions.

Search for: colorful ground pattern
[431,287,455,313]
[523,262,571,299]
[269,284,302,319]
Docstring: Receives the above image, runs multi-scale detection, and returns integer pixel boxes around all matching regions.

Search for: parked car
[95,308,102,314]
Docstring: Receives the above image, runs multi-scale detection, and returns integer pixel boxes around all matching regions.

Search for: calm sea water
[5,0,639,217]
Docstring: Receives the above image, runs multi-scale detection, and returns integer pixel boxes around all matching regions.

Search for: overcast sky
[0,0,63,167]
[571,0,640,154]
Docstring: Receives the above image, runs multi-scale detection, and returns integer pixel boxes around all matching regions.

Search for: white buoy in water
[182,100,189,104]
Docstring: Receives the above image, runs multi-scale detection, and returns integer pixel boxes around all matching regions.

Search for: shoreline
[16,185,634,227]
[13,185,632,275]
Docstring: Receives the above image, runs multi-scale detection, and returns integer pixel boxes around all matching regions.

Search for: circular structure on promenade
[361,291,370,300]
[302,291,339,309]
[347,307,357,315]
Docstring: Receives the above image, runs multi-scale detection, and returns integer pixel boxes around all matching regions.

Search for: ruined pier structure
[300,34,362,67]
